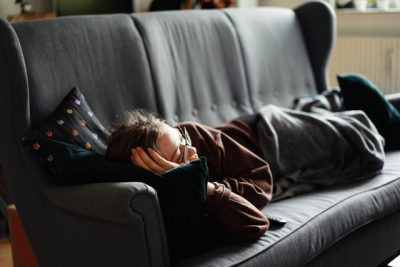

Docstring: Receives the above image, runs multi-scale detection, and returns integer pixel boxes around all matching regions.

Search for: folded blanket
[257,97,385,201]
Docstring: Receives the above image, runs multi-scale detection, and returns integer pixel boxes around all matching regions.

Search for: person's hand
[131,147,179,174]
[207,182,216,196]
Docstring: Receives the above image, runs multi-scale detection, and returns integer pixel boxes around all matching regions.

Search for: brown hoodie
[178,119,273,241]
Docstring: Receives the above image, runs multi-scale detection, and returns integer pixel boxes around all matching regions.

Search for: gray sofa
[1,1,400,266]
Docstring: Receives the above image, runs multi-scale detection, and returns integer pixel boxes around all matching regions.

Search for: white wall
[134,0,152,12]
[0,0,53,18]
[259,0,400,36]
[259,0,297,8]
[260,0,400,90]
[337,11,400,36]
[0,0,19,18]
[237,0,259,8]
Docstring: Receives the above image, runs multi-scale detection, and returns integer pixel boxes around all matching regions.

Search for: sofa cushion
[21,87,110,154]
[176,151,400,267]
[338,73,400,150]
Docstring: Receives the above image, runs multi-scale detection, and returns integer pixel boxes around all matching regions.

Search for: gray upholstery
[177,151,400,266]
[0,1,399,267]
[131,10,252,126]
[12,15,157,128]
[0,14,168,267]
[224,8,316,109]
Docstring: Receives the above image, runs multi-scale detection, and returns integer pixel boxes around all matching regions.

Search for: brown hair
[106,109,165,162]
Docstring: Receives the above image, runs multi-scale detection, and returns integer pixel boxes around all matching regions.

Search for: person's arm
[221,171,272,210]
[181,122,273,209]
[217,119,273,209]
[207,181,269,241]
[130,136,270,241]
[216,130,273,209]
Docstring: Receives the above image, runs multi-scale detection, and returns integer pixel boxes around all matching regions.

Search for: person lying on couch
[106,109,273,242]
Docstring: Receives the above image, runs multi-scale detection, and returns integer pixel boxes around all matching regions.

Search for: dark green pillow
[21,137,212,259]
[337,73,400,150]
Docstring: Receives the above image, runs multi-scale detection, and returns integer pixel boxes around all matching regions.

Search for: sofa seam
[221,10,255,114]
[127,15,167,117]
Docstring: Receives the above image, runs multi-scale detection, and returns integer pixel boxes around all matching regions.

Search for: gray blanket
[257,93,385,201]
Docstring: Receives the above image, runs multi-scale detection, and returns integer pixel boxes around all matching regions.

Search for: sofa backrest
[225,5,334,109]
[9,15,158,130]
[129,2,335,125]
[1,3,335,138]
[131,11,253,126]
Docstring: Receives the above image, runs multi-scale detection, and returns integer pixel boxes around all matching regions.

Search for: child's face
[156,123,198,164]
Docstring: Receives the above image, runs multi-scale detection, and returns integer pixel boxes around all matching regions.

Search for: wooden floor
[0,238,12,267]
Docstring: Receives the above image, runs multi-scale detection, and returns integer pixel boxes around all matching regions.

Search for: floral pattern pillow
[21,87,110,155]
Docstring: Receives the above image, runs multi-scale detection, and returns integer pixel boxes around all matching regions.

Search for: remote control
[267,216,287,226]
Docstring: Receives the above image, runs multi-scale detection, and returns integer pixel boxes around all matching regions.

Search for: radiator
[328,36,400,94]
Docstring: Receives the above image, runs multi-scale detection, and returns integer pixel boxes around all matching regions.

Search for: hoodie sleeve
[207,181,269,241]
[179,121,273,209]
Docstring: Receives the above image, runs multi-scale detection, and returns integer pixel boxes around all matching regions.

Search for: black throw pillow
[22,87,110,154]
[337,73,400,150]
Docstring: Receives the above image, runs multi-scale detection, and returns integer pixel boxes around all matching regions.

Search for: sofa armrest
[47,182,170,267]
[295,1,335,93]
[386,92,400,111]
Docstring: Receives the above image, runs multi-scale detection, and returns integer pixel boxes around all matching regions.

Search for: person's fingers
[131,148,152,171]
[188,152,198,161]
[135,147,165,173]
[131,147,163,173]
[131,147,180,173]
[130,148,139,165]
[147,148,179,169]
[187,147,198,162]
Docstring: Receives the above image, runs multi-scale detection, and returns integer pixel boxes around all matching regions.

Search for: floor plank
[0,238,13,267]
